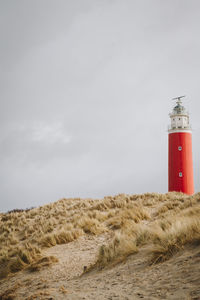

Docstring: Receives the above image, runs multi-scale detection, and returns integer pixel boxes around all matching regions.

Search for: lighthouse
[168,96,194,195]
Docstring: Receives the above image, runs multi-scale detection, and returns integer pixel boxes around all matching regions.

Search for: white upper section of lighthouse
[168,97,191,133]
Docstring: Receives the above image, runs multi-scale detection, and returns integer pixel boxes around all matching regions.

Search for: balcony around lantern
[169,112,189,118]
[168,124,192,131]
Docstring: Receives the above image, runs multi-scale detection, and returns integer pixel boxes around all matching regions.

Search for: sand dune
[0,192,200,299]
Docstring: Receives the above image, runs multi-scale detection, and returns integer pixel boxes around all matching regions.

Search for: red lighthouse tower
[168,96,194,195]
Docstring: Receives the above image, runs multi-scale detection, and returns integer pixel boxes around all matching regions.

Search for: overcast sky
[0,0,200,212]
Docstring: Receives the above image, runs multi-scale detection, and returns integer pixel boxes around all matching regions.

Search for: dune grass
[0,192,199,278]
[150,215,200,264]
[94,232,138,269]
[87,192,200,269]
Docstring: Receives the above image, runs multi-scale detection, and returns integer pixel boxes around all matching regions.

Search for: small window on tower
[178,146,182,151]
[179,118,181,120]
[179,172,183,177]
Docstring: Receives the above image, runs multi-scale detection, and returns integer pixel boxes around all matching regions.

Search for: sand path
[0,234,200,299]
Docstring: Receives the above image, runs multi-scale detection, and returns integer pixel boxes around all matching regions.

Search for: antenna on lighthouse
[172,95,185,104]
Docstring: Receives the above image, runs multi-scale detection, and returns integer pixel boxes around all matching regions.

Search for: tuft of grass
[40,228,84,247]
[27,256,58,272]
[92,232,138,269]
[9,256,27,273]
[75,217,107,235]
[0,246,41,279]
[106,206,149,230]
[150,216,200,264]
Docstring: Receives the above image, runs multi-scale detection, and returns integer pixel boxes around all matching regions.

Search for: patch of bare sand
[0,234,200,300]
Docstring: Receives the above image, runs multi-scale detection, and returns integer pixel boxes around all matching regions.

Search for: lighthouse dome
[173,102,186,115]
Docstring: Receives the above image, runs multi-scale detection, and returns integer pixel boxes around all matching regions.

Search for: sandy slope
[0,233,199,300]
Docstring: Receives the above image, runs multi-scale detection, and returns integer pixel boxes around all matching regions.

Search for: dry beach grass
[0,192,200,299]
